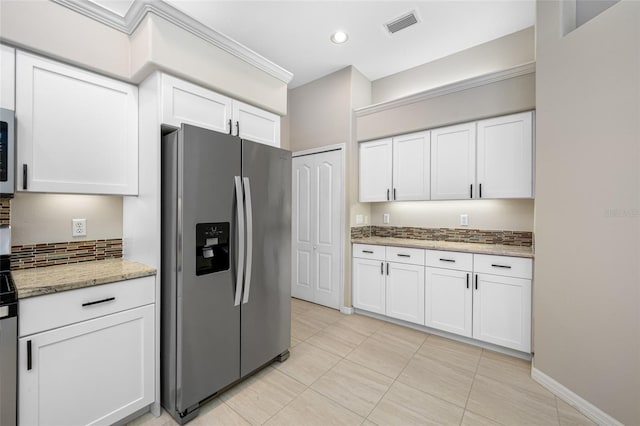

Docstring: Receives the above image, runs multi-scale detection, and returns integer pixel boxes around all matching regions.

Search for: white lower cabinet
[473,273,531,353]
[18,277,155,426]
[386,262,424,325]
[425,267,472,337]
[353,244,532,353]
[352,256,386,315]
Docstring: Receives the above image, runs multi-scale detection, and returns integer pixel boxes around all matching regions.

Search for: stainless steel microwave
[0,108,15,197]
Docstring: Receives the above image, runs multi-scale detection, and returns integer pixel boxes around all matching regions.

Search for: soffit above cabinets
[50,0,294,84]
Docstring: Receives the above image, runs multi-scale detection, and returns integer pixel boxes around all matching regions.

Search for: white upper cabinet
[232,100,280,147]
[430,122,476,200]
[392,131,430,201]
[16,51,138,195]
[161,73,232,134]
[476,111,533,199]
[0,45,15,109]
[161,74,281,147]
[359,138,393,202]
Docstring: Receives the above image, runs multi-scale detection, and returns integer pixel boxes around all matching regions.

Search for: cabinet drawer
[473,254,532,279]
[353,244,385,261]
[19,276,155,337]
[425,250,473,271]
[385,246,425,266]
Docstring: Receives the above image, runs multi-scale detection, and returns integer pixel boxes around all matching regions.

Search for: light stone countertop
[12,258,157,299]
[352,237,534,258]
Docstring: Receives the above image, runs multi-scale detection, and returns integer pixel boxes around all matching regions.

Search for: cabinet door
[472,273,531,352]
[359,138,393,202]
[232,100,281,147]
[386,262,425,325]
[476,111,533,199]
[425,268,472,337]
[16,51,138,195]
[19,305,154,426]
[352,257,386,314]
[0,44,15,109]
[392,131,430,201]
[430,122,476,200]
[161,74,232,134]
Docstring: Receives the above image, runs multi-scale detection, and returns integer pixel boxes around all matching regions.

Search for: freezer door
[173,125,242,413]
[240,140,292,376]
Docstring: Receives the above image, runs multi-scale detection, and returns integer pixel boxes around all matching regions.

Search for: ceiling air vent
[385,11,419,34]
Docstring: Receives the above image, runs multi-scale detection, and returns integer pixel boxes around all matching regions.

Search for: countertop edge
[351,238,534,259]
[13,259,157,299]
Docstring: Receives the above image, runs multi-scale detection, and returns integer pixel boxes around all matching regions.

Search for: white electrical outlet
[355,214,364,225]
[72,218,87,237]
[383,213,390,224]
[460,214,469,226]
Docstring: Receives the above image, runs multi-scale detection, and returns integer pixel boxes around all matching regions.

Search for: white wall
[371,26,534,104]
[534,1,640,424]
[10,193,122,245]
[370,200,534,231]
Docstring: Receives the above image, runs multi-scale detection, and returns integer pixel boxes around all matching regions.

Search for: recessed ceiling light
[330,31,349,44]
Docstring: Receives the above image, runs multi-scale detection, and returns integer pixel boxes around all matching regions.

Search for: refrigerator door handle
[234,176,245,306]
[242,177,253,304]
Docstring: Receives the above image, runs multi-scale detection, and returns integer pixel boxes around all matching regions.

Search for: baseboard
[340,306,354,315]
[531,367,622,426]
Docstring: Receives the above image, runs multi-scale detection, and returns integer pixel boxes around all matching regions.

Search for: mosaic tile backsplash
[0,198,10,225]
[351,226,532,247]
[11,239,123,270]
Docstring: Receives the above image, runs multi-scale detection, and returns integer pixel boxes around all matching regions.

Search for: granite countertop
[12,258,157,299]
[352,237,534,258]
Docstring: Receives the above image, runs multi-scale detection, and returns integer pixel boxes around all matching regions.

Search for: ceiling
[87,0,536,88]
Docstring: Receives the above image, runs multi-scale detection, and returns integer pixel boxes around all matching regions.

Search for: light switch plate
[460,214,468,226]
[383,213,390,224]
[355,214,364,225]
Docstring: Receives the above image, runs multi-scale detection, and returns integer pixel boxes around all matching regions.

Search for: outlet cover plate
[383,213,390,224]
[460,214,468,226]
[72,218,87,237]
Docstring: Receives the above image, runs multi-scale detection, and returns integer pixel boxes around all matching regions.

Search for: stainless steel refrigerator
[160,124,291,424]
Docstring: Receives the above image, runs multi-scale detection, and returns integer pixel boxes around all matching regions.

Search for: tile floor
[130,298,596,426]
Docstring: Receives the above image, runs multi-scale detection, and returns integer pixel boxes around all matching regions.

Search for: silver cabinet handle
[242,177,253,304]
[234,176,245,306]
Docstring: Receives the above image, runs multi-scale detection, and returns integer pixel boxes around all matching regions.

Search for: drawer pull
[491,264,512,269]
[439,258,455,262]
[397,254,410,258]
[362,250,374,254]
[82,297,116,307]
[27,340,32,371]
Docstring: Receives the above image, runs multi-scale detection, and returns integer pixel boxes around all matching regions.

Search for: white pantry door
[292,149,343,309]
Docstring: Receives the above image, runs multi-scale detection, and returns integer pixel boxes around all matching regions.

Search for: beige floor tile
[466,374,559,426]
[273,341,341,385]
[361,420,379,426]
[264,388,363,426]
[345,332,416,379]
[377,322,429,348]
[291,297,315,315]
[290,336,302,347]
[476,351,552,398]
[557,398,597,426]
[220,366,306,425]
[397,352,474,407]
[311,359,394,417]
[302,305,344,326]
[418,335,482,373]
[191,399,250,426]
[368,381,464,426]
[290,317,321,340]
[127,410,179,426]
[335,314,385,336]
[461,410,504,426]
[305,321,367,357]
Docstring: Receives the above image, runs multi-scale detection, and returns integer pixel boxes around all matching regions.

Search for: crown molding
[355,62,536,117]
[50,0,294,84]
